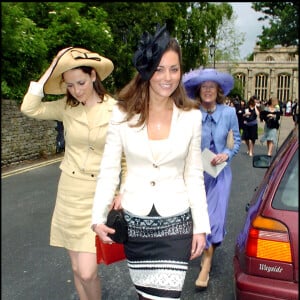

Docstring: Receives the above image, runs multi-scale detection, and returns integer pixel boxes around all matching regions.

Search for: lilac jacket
[200,104,241,163]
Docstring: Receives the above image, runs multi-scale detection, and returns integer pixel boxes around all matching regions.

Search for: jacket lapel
[129,115,155,162]
[65,104,87,124]
[64,96,115,128]
[126,104,180,164]
[91,101,114,128]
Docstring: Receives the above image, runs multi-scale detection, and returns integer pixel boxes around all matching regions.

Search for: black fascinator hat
[133,23,170,81]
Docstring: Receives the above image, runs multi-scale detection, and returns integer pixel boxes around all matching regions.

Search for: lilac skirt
[204,164,232,248]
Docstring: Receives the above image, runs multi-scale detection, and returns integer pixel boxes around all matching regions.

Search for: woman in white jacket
[92,24,210,300]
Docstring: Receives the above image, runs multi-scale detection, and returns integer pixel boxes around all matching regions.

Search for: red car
[233,125,298,300]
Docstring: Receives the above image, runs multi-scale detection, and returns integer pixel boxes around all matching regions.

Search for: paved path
[1,115,296,300]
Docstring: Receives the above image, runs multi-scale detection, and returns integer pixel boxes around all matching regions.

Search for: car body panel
[233,126,298,300]
[234,257,298,300]
[244,256,294,280]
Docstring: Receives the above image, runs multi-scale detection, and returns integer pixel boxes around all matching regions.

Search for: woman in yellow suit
[21,47,124,300]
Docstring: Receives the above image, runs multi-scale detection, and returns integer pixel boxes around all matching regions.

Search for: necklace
[202,105,216,114]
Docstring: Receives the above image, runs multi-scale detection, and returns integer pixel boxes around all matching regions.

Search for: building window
[266,56,275,61]
[287,54,295,61]
[277,74,291,102]
[254,73,268,101]
[234,73,246,96]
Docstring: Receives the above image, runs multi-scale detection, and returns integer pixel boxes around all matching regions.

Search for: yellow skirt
[50,171,97,253]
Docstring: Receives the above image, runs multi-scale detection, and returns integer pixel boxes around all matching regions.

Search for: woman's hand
[110,193,123,210]
[38,47,73,85]
[211,153,229,166]
[190,233,206,260]
[93,223,115,244]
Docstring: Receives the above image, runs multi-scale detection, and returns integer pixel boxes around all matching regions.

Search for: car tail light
[246,215,292,263]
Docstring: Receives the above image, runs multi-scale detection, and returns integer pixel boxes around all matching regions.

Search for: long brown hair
[64,66,108,107]
[117,38,199,127]
[268,97,279,107]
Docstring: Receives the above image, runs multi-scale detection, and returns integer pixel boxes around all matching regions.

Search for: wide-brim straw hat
[44,47,114,95]
[182,68,234,98]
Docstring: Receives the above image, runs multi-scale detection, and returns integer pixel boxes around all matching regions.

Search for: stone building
[215,45,298,103]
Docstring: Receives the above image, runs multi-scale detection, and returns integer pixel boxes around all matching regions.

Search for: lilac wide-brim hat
[182,68,234,98]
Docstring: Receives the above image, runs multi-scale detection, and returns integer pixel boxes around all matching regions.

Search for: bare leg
[245,140,250,154]
[68,250,101,300]
[195,245,214,289]
[249,140,254,156]
[267,141,274,156]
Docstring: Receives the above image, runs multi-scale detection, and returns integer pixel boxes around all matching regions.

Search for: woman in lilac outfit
[183,68,241,290]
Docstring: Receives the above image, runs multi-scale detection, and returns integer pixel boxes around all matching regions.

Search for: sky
[229,2,269,59]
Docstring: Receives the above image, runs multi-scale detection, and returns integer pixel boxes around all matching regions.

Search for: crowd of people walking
[226,95,298,157]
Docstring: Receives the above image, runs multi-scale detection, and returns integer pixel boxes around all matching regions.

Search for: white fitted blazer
[92,103,210,234]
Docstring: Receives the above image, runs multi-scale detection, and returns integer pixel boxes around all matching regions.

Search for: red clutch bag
[95,235,126,265]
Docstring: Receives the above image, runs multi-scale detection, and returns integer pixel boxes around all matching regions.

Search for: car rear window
[272,149,298,211]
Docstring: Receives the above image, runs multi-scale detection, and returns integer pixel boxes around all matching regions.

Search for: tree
[96,2,237,83]
[252,2,299,50]
[214,13,245,62]
[1,3,48,100]
[1,2,244,101]
[175,2,235,71]
[18,3,113,57]
[95,2,180,90]
[1,2,115,100]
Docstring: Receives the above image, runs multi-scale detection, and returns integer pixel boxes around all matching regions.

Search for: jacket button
[91,174,94,177]
[153,163,158,168]
[150,181,155,186]
[72,171,75,174]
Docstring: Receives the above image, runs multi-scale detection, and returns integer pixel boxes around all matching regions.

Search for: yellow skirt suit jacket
[21,82,119,253]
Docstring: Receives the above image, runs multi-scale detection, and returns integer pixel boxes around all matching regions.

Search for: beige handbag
[226,129,234,149]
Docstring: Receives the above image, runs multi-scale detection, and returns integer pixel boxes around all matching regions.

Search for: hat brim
[44,47,114,95]
[183,68,234,98]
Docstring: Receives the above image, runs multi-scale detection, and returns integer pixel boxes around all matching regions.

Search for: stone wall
[1,99,57,167]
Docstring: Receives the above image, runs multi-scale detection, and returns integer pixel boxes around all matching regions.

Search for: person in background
[228,98,236,108]
[55,120,65,153]
[91,24,211,300]
[285,99,292,116]
[260,97,281,156]
[236,99,246,135]
[241,96,260,156]
[183,68,241,290]
[21,47,124,300]
[253,96,263,113]
[292,98,298,124]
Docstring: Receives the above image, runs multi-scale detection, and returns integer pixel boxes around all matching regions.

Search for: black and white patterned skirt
[124,207,193,299]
